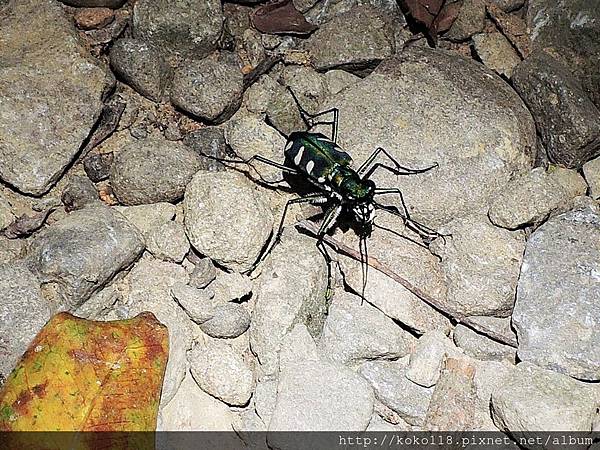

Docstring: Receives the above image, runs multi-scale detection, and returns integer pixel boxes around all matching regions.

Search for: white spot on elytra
[317,176,325,183]
[306,160,315,174]
[294,145,304,166]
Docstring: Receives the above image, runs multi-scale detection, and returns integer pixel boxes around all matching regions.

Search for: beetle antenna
[359,234,369,304]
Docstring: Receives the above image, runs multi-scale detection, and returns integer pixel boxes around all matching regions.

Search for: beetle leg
[259,194,330,266]
[358,147,438,179]
[373,188,444,243]
[198,152,299,184]
[287,87,339,143]
[315,204,343,300]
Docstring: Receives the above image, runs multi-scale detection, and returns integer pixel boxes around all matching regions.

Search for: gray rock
[170,283,215,322]
[322,46,536,227]
[171,52,243,124]
[110,38,169,102]
[171,282,250,338]
[583,156,600,200]
[446,0,486,41]
[430,214,525,317]
[339,215,450,334]
[0,0,112,195]
[471,360,516,432]
[183,127,229,172]
[488,166,587,229]
[61,175,99,211]
[512,50,600,168]
[0,237,24,264]
[210,271,253,303]
[359,359,433,426]
[488,0,525,11]
[114,202,176,238]
[322,69,361,96]
[199,303,251,339]
[133,0,223,58]
[189,257,217,289]
[83,152,114,182]
[225,109,288,183]
[25,205,144,311]
[0,263,52,381]
[491,363,599,434]
[0,196,15,231]
[424,357,481,431]
[59,0,126,7]
[250,229,327,376]
[282,65,326,115]
[472,32,521,78]
[254,379,278,426]
[110,137,202,205]
[454,317,517,363]
[184,171,273,272]
[146,221,190,263]
[269,357,374,436]
[119,257,193,405]
[366,414,412,432]
[278,324,320,374]
[527,0,600,107]
[406,329,462,388]
[159,372,239,437]
[513,202,600,380]
[189,339,254,406]
[318,291,416,366]
[306,5,394,74]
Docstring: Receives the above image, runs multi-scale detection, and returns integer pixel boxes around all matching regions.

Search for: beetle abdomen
[285,132,352,182]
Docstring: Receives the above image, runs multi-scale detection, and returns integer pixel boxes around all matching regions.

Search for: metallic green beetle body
[285,131,376,215]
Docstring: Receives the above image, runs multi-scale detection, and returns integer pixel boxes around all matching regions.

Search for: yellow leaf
[0,311,168,436]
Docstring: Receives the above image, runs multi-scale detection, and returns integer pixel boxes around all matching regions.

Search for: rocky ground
[1,0,599,445]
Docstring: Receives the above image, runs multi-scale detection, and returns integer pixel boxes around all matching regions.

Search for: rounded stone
[183,171,273,272]
[110,137,202,205]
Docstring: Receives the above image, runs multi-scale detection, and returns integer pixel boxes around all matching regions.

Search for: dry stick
[296,219,518,348]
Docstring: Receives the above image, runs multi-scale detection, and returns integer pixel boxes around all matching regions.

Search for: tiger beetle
[212,89,442,300]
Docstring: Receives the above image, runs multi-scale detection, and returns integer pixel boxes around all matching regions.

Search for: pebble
[491,362,599,435]
[359,358,433,426]
[0,0,111,195]
[472,32,521,78]
[318,291,416,366]
[83,152,114,182]
[268,329,374,436]
[0,263,52,382]
[453,317,516,363]
[446,0,486,41]
[323,46,536,227]
[182,127,229,172]
[305,5,393,74]
[146,221,190,263]
[512,50,600,169]
[110,137,202,205]
[189,339,254,406]
[250,229,327,376]
[61,175,99,211]
[25,205,144,310]
[430,214,525,317]
[171,52,244,124]
[133,0,223,58]
[73,7,115,30]
[114,202,176,238]
[60,0,126,7]
[183,170,274,273]
[488,166,587,229]
[513,200,600,380]
[406,329,462,388]
[189,257,217,289]
[110,38,169,102]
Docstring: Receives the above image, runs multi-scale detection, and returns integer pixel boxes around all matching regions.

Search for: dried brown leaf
[251,0,317,35]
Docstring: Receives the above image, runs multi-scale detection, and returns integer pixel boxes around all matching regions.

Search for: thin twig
[296,220,518,348]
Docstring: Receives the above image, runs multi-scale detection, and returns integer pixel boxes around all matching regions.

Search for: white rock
[184,170,274,273]
[318,291,415,366]
[189,338,255,406]
[406,329,462,388]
